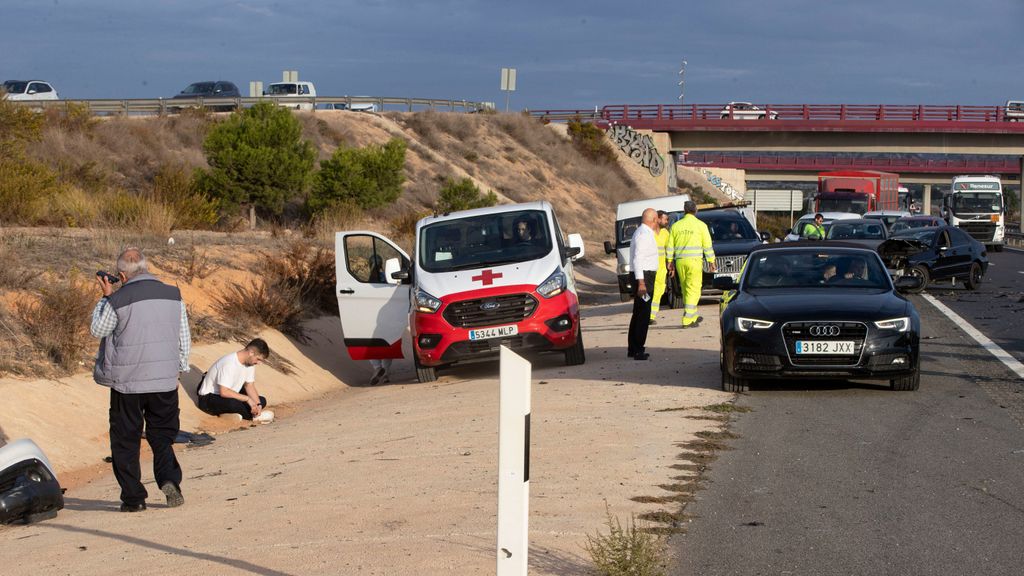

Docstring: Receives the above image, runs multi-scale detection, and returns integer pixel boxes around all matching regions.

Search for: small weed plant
[585,506,668,576]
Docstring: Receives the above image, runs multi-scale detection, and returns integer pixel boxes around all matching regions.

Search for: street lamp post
[678,59,687,104]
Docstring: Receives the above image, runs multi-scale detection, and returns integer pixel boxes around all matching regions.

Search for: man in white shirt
[628,208,660,360]
[197,339,274,423]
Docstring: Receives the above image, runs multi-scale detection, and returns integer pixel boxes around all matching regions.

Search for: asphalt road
[671,281,1024,575]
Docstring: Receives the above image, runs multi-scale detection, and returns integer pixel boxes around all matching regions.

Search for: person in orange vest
[667,201,716,328]
[649,210,670,325]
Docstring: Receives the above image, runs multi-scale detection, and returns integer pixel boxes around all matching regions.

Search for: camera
[96,270,120,284]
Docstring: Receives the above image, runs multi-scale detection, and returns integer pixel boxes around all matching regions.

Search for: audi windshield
[744,249,890,290]
[420,210,553,273]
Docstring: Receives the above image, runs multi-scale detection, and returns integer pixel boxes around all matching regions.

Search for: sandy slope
[0,262,733,575]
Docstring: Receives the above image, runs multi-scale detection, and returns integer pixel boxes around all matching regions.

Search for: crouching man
[197,339,274,424]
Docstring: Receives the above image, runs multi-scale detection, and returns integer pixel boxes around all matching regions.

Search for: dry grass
[585,505,668,576]
[14,272,96,373]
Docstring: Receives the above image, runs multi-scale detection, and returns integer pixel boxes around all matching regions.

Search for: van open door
[335,231,411,361]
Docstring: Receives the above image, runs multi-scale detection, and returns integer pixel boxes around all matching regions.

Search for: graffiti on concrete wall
[607,125,664,177]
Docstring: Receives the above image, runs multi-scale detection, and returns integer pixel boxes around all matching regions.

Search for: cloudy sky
[3,0,1021,109]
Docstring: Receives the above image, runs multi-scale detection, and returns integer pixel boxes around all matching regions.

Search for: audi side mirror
[712,276,736,290]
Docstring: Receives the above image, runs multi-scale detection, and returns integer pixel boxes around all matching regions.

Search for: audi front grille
[442,293,538,328]
[781,321,867,367]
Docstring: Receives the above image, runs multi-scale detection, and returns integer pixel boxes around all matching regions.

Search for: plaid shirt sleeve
[90,298,117,338]
[179,301,191,372]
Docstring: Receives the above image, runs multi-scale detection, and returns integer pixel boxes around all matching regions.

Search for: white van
[263,81,317,111]
[335,201,586,383]
[603,194,690,301]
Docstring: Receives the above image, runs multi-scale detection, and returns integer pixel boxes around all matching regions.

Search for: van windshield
[616,211,684,246]
[266,84,298,95]
[420,210,553,273]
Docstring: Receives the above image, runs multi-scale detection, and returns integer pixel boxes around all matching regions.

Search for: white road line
[922,293,1024,380]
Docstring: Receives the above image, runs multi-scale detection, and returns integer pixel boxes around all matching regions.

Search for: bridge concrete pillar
[922,184,932,215]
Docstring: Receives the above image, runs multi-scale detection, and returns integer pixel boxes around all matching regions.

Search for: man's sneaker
[160,483,184,508]
[219,413,243,422]
[649,318,657,325]
[120,502,147,513]
[253,410,275,424]
[369,367,387,386]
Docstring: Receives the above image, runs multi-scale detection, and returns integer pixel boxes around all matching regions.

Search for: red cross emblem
[472,269,503,285]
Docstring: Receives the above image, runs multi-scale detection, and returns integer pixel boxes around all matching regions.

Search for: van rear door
[335,232,411,360]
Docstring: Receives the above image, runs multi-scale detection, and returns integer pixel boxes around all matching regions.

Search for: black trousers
[109,388,183,506]
[198,393,267,420]
[627,270,657,356]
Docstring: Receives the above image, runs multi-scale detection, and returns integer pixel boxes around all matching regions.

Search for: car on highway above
[1005,100,1024,121]
[889,215,944,235]
[783,212,861,242]
[863,209,912,231]
[317,101,379,112]
[715,242,922,392]
[264,81,317,111]
[171,81,240,112]
[720,101,778,120]
[878,225,988,293]
[1,80,58,101]
[824,218,889,249]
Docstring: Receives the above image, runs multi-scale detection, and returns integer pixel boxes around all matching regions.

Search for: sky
[2,0,1021,109]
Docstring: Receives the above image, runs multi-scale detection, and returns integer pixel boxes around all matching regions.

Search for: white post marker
[496,346,531,576]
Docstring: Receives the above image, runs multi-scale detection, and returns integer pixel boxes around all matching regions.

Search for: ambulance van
[335,201,587,382]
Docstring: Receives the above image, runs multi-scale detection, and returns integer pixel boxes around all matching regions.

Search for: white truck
[335,201,586,383]
[940,175,1005,251]
[263,81,317,111]
[603,194,690,303]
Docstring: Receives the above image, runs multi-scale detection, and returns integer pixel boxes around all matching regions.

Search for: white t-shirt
[198,352,256,396]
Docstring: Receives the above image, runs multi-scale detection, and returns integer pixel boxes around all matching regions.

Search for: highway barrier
[9,96,491,116]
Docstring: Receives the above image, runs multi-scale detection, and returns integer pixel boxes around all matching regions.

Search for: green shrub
[152,165,220,230]
[309,137,407,213]
[196,101,315,217]
[0,97,44,157]
[435,177,498,213]
[0,157,62,224]
[567,118,618,165]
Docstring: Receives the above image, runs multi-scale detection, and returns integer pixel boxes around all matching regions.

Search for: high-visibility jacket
[803,222,825,240]
[655,228,670,271]
[668,214,715,264]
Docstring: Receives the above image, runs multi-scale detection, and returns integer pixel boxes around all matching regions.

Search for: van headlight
[737,317,774,332]
[415,289,442,313]
[537,269,566,298]
[874,317,909,332]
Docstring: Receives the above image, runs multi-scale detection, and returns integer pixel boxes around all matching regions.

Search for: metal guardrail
[678,153,1022,175]
[12,96,491,116]
[1006,222,1023,248]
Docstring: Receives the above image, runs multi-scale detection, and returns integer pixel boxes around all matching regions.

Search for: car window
[30,82,52,93]
[707,218,757,241]
[745,250,888,289]
[3,81,28,94]
[936,231,951,248]
[948,228,971,246]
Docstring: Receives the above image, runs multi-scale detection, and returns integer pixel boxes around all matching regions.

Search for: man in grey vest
[91,247,191,512]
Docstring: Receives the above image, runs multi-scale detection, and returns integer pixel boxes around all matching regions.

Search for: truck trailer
[815,170,900,215]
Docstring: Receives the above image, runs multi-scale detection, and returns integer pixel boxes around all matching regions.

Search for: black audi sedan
[878,225,988,293]
[715,243,922,392]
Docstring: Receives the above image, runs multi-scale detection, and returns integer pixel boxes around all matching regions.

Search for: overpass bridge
[530,103,1024,187]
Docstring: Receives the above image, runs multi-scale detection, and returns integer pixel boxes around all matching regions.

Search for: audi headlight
[874,317,909,332]
[415,289,442,313]
[537,269,567,298]
[737,317,774,332]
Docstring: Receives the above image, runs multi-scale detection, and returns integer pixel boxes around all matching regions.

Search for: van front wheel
[415,357,437,383]
[565,333,586,366]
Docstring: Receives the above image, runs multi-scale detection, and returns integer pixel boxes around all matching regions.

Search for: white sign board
[748,189,803,212]
[496,346,530,576]
[500,68,517,92]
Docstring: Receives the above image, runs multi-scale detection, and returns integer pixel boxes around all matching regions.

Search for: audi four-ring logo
[809,325,841,337]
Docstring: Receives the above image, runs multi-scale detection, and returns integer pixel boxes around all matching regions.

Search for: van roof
[615,194,692,220]
[419,200,552,227]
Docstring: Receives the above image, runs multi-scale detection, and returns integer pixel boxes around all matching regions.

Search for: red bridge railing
[678,153,1022,174]
[528,104,1023,124]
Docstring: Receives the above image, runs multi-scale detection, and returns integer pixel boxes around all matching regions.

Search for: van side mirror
[567,233,585,261]
[604,240,615,255]
[712,276,736,290]
[390,269,410,281]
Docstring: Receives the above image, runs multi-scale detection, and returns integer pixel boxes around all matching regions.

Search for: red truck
[815,170,900,214]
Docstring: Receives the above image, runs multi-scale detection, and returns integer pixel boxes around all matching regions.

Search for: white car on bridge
[720,101,778,120]
[2,80,59,101]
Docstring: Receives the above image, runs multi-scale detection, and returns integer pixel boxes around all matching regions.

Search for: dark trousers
[198,393,267,420]
[627,270,657,356]
[109,388,183,506]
